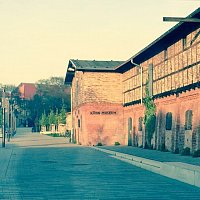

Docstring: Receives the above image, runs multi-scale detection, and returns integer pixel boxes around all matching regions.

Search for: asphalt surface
[0,128,200,199]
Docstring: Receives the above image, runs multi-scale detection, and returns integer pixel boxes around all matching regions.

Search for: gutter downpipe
[130,59,143,104]
[70,86,73,143]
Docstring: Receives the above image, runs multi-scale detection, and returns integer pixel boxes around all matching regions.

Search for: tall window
[166,112,172,130]
[185,110,192,130]
[138,117,143,131]
[78,119,81,128]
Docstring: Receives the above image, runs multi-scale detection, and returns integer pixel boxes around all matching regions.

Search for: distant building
[17,83,36,100]
[15,83,36,127]
[65,8,200,153]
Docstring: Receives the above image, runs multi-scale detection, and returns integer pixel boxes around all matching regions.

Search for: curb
[92,146,200,188]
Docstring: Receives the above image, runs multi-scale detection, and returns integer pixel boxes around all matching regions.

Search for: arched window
[166,112,172,130]
[138,117,143,131]
[185,110,192,130]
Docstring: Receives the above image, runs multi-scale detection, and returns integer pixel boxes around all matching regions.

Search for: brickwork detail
[72,72,122,109]
[124,88,200,152]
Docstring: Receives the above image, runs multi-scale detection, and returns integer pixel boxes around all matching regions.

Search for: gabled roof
[65,59,124,84]
[115,7,200,72]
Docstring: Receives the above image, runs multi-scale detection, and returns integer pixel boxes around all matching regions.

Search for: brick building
[14,83,37,127]
[65,8,200,153]
[17,83,36,100]
[65,60,124,145]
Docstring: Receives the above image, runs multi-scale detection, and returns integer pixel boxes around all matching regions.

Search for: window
[182,37,187,50]
[185,110,192,130]
[166,112,172,130]
[80,115,82,131]
[138,117,143,131]
[78,119,81,128]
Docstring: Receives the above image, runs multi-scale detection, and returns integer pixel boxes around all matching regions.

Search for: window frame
[166,112,172,131]
[185,110,192,130]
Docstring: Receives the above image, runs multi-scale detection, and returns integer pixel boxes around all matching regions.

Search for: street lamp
[1,89,6,147]
[130,59,143,104]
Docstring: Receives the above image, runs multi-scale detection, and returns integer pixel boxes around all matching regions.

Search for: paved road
[0,129,200,199]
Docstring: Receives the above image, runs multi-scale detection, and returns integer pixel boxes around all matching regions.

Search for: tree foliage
[11,77,70,129]
[0,83,16,92]
[143,81,156,147]
[48,110,56,125]
[59,106,66,124]
[39,112,48,127]
[37,76,64,86]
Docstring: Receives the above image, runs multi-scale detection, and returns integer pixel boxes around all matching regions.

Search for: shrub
[144,142,148,149]
[65,131,71,138]
[181,147,190,156]
[73,139,77,144]
[96,142,103,146]
[193,149,200,158]
[174,148,179,154]
[160,143,168,152]
[114,142,120,146]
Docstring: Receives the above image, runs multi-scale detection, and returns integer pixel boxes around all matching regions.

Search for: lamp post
[131,59,143,104]
[2,89,6,147]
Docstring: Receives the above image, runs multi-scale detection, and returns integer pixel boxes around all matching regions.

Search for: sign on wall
[90,111,117,115]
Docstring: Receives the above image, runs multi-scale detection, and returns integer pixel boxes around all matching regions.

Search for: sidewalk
[99,146,200,166]
[0,145,13,180]
[93,146,200,188]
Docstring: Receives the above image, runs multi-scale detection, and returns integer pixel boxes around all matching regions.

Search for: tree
[59,106,66,124]
[10,76,70,130]
[39,112,49,130]
[48,110,56,125]
[0,84,16,92]
[37,76,64,86]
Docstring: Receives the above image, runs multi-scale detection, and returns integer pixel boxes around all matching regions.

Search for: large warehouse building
[65,8,200,153]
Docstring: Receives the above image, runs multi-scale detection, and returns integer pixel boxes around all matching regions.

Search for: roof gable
[70,59,123,70]
[65,59,123,84]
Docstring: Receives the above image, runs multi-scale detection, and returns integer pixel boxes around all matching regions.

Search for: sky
[0,0,199,85]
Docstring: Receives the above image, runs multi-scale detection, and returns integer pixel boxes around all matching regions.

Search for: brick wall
[72,71,122,109]
[73,103,124,146]
[124,88,200,152]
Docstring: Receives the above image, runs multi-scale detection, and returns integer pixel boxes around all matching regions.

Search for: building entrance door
[128,117,132,146]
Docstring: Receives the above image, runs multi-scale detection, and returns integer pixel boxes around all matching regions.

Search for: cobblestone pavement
[100,146,200,166]
[0,129,200,199]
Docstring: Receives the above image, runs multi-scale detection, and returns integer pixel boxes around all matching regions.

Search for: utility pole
[2,89,6,147]
[130,60,143,104]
